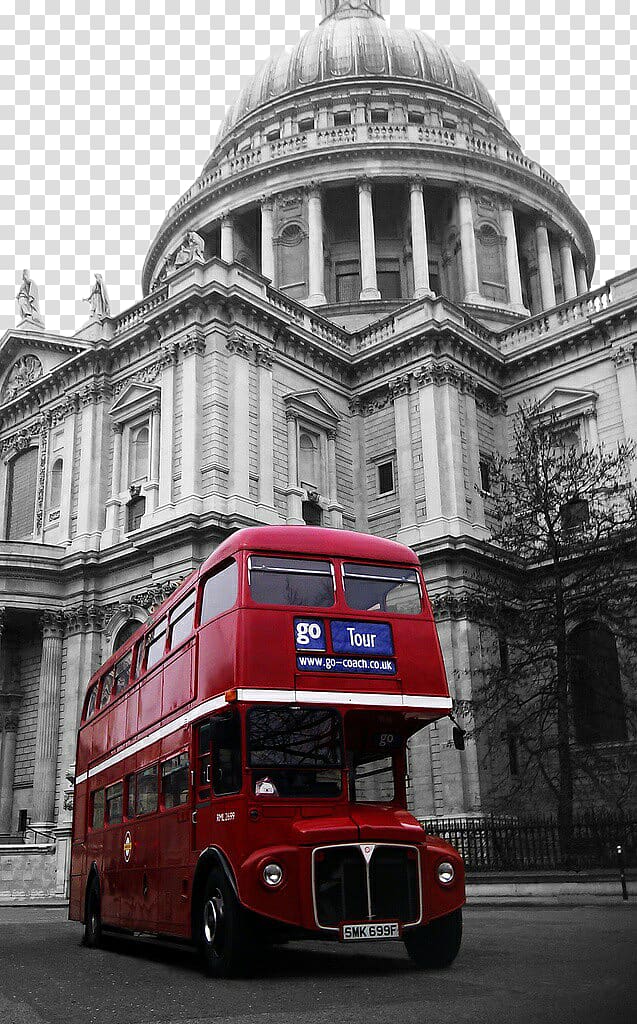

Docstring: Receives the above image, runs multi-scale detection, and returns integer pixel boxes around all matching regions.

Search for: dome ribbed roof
[215,6,505,147]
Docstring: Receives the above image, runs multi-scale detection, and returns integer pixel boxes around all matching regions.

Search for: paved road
[0,905,635,1024]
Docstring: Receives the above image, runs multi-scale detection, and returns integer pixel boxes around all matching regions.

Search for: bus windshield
[247,706,343,798]
[342,563,422,614]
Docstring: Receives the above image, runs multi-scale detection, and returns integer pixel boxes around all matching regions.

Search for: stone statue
[16,270,44,325]
[174,230,205,268]
[85,273,110,320]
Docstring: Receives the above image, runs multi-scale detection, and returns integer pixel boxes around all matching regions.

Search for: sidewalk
[467,869,635,904]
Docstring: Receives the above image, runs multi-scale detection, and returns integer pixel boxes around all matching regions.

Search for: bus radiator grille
[313,844,421,928]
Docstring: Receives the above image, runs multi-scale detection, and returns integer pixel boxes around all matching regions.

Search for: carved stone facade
[1,0,636,895]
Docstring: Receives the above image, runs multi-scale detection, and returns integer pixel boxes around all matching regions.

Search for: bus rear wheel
[404,908,462,969]
[198,868,250,977]
[83,880,102,949]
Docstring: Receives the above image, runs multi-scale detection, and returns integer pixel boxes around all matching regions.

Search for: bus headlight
[437,861,455,885]
[263,862,284,887]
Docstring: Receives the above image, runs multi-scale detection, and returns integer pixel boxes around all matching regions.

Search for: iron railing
[420,813,637,871]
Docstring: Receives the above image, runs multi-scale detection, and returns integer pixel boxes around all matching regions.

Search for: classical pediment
[0,328,88,407]
[284,389,339,427]
[536,387,598,421]
[110,382,160,422]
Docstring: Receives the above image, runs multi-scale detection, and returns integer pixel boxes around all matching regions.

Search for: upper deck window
[249,556,334,608]
[201,561,238,624]
[342,563,422,615]
[85,683,98,720]
[144,621,167,671]
[113,649,133,695]
[168,591,196,649]
[98,672,115,710]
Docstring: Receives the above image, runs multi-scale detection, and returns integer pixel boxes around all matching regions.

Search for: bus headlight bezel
[437,860,455,885]
[262,862,284,887]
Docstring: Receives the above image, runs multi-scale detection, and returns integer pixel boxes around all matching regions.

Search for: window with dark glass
[479,458,492,493]
[298,116,314,133]
[91,789,105,829]
[85,684,98,720]
[560,497,590,532]
[135,765,158,816]
[144,621,167,671]
[377,460,394,495]
[161,753,189,809]
[168,590,196,649]
[568,622,627,744]
[302,500,322,526]
[249,556,334,608]
[126,774,136,818]
[377,259,402,300]
[113,650,133,694]
[247,706,342,798]
[106,782,123,824]
[127,494,146,532]
[200,561,238,624]
[212,712,242,796]
[408,110,424,125]
[98,671,115,709]
[333,110,351,126]
[196,720,212,802]
[342,563,421,614]
[370,108,389,123]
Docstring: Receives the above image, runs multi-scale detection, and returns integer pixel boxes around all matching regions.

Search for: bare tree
[473,402,637,864]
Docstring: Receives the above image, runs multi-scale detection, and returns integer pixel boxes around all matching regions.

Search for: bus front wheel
[404,908,462,968]
[198,868,250,977]
[83,880,102,949]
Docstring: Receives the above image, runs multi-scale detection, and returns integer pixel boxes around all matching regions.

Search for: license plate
[340,922,401,941]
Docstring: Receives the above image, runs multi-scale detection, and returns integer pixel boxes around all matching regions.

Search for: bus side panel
[197,612,238,699]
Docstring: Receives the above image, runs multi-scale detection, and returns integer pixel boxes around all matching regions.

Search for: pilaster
[31,612,65,829]
[390,376,418,541]
[102,421,124,547]
[559,237,578,301]
[500,202,528,313]
[178,330,205,511]
[226,332,253,517]
[285,411,304,524]
[158,342,178,510]
[256,345,278,520]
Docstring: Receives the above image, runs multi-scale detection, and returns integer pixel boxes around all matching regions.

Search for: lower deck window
[91,789,105,829]
[161,753,189,808]
[106,782,123,824]
[135,765,158,816]
[350,753,396,803]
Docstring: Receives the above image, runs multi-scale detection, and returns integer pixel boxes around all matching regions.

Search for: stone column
[575,259,588,296]
[416,367,442,523]
[326,429,343,528]
[457,189,481,304]
[260,198,275,283]
[158,343,177,508]
[58,399,78,545]
[613,344,637,480]
[102,421,123,546]
[462,379,486,528]
[358,181,381,300]
[409,181,434,299]
[143,402,161,513]
[559,237,578,301]
[74,383,106,550]
[256,346,275,513]
[286,412,304,524]
[307,186,327,306]
[0,713,19,834]
[535,220,556,309]
[391,376,417,535]
[349,399,368,532]
[500,202,527,312]
[180,331,205,502]
[221,217,235,264]
[226,334,252,513]
[31,613,65,828]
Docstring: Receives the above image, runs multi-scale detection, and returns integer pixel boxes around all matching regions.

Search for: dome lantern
[320,1,385,19]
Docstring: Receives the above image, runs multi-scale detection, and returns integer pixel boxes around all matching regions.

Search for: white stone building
[1,0,636,895]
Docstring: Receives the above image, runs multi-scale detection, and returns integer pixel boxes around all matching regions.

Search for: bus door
[193,711,243,860]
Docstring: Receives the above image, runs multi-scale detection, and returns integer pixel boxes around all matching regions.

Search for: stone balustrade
[164,123,569,225]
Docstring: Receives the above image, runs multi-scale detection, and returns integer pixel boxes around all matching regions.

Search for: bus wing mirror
[452,726,465,751]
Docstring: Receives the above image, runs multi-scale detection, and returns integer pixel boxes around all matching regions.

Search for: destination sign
[330,620,394,657]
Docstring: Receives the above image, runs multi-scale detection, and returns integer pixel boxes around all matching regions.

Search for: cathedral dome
[215,1,505,149]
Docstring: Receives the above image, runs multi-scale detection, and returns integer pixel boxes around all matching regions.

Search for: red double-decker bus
[70,527,464,975]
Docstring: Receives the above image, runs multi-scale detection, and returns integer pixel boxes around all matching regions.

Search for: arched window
[6,447,38,540]
[49,457,63,509]
[276,221,308,299]
[476,224,507,303]
[568,622,627,744]
[299,431,319,490]
[131,425,149,483]
[114,619,141,652]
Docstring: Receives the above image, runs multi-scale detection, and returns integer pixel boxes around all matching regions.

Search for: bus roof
[201,526,420,574]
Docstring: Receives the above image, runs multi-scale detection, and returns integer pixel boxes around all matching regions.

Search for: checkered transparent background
[1,0,635,333]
